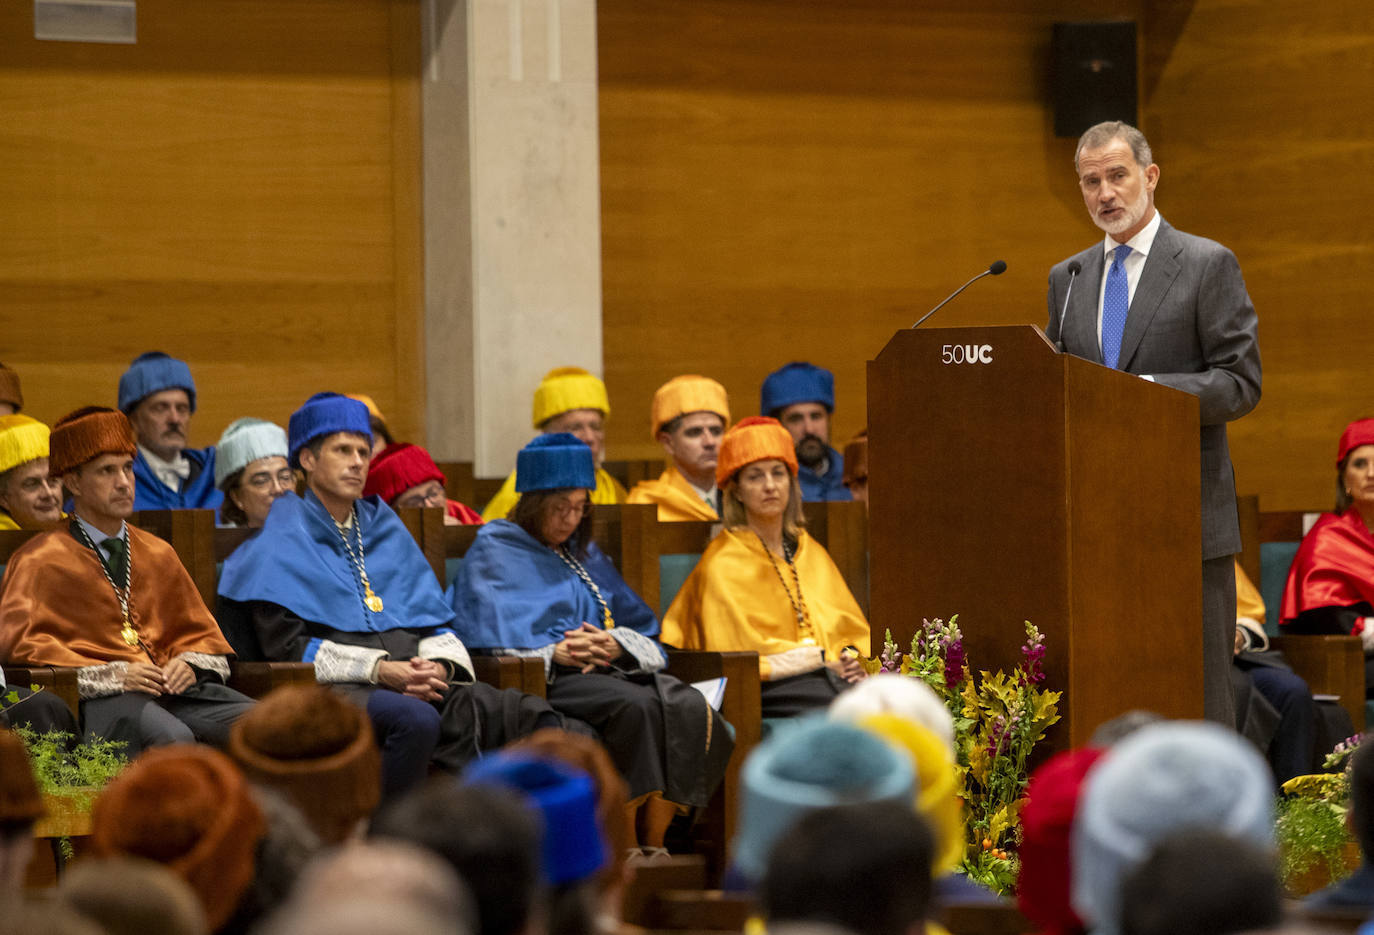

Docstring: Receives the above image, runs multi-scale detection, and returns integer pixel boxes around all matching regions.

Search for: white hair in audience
[828,674,955,751]
[258,840,475,935]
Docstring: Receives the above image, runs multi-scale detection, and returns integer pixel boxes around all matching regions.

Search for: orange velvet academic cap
[48,406,137,477]
[715,416,797,488]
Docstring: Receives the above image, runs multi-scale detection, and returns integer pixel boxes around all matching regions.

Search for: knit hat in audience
[91,745,265,931]
[227,684,381,845]
[515,433,595,494]
[0,414,50,476]
[1017,747,1106,935]
[531,367,610,428]
[650,375,730,440]
[732,718,916,886]
[287,392,373,469]
[214,418,289,490]
[847,713,964,875]
[464,751,609,886]
[715,416,798,488]
[0,727,45,826]
[829,673,955,752]
[1071,721,1273,935]
[0,362,22,413]
[1338,418,1374,465]
[117,352,197,414]
[48,406,138,477]
[514,728,632,893]
[363,443,447,505]
[760,362,834,416]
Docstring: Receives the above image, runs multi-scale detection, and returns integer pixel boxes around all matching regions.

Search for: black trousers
[81,680,255,755]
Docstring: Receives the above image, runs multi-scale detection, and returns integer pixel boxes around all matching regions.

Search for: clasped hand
[553,623,623,674]
[377,658,448,702]
[124,657,196,696]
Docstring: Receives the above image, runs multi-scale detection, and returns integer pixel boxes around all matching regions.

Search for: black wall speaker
[1051,21,1138,139]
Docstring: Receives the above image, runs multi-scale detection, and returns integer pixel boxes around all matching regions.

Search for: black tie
[102,537,128,582]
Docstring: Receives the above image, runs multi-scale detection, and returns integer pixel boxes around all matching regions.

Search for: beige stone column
[421,0,603,474]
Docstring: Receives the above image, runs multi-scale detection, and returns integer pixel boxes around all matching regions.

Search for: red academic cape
[0,524,232,667]
[1279,508,1374,628]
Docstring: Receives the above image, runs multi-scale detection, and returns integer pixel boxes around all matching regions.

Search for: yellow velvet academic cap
[532,367,610,428]
[650,375,729,440]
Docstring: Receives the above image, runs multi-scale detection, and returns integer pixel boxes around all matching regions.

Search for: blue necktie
[1101,244,1132,369]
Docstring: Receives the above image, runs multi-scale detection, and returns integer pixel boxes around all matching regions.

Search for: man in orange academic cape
[627,375,731,522]
[0,407,252,754]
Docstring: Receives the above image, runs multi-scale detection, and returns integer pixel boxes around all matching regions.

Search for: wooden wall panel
[599,0,1373,519]
[1141,0,1374,511]
[0,0,423,446]
[598,0,1143,460]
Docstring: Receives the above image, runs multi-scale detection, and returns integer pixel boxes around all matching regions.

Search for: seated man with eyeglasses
[363,442,482,525]
[217,393,565,802]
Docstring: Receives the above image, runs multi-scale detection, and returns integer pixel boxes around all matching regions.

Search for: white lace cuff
[312,641,389,684]
[762,646,825,681]
[610,628,666,672]
[178,652,230,683]
[78,662,128,700]
[418,632,474,683]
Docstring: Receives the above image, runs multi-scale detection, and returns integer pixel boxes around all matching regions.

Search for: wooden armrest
[1270,634,1366,729]
[3,665,80,718]
[471,656,547,698]
[228,661,317,699]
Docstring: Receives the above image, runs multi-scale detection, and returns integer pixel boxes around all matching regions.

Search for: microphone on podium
[1054,261,1083,352]
[911,260,1008,329]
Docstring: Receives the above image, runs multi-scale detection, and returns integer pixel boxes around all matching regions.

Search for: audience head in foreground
[372,780,543,935]
[1016,747,1106,935]
[58,857,209,935]
[1071,720,1274,935]
[227,684,381,845]
[731,718,915,889]
[1117,828,1281,935]
[0,728,45,893]
[762,802,934,935]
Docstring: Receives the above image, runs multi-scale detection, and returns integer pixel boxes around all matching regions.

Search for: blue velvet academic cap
[760,362,834,416]
[515,433,595,493]
[464,752,608,885]
[118,352,197,413]
[287,393,373,468]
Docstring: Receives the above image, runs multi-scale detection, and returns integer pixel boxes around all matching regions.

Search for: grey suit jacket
[1045,217,1262,560]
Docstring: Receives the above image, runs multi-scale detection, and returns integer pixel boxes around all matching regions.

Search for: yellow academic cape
[660,527,870,679]
[480,467,627,522]
[626,466,718,522]
[0,511,18,531]
[1235,559,1265,624]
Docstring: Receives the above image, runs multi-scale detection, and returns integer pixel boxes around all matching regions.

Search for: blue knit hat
[464,751,608,886]
[215,418,289,489]
[1071,721,1274,935]
[287,393,373,468]
[731,717,916,886]
[515,433,595,493]
[760,362,834,416]
[118,352,197,413]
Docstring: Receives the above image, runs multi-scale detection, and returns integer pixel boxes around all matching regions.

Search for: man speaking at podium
[1045,120,1261,728]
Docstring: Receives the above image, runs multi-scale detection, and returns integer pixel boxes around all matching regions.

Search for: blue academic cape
[218,490,456,636]
[132,446,224,511]
[446,519,659,650]
[798,444,852,502]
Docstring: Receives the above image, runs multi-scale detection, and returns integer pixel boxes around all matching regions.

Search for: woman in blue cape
[447,433,733,859]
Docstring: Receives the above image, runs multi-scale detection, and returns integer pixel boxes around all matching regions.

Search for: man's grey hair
[1075,121,1153,172]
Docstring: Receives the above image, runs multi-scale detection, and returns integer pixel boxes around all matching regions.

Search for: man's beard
[795,434,829,470]
[1094,187,1148,237]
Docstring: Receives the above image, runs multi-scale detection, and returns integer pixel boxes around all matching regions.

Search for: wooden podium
[867,325,1203,747]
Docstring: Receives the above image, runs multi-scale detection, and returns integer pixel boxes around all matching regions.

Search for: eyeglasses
[245,469,296,492]
[550,497,592,519]
[394,483,447,509]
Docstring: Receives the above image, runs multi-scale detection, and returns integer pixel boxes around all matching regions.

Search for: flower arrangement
[865,616,1061,894]
[1275,734,1363,893]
